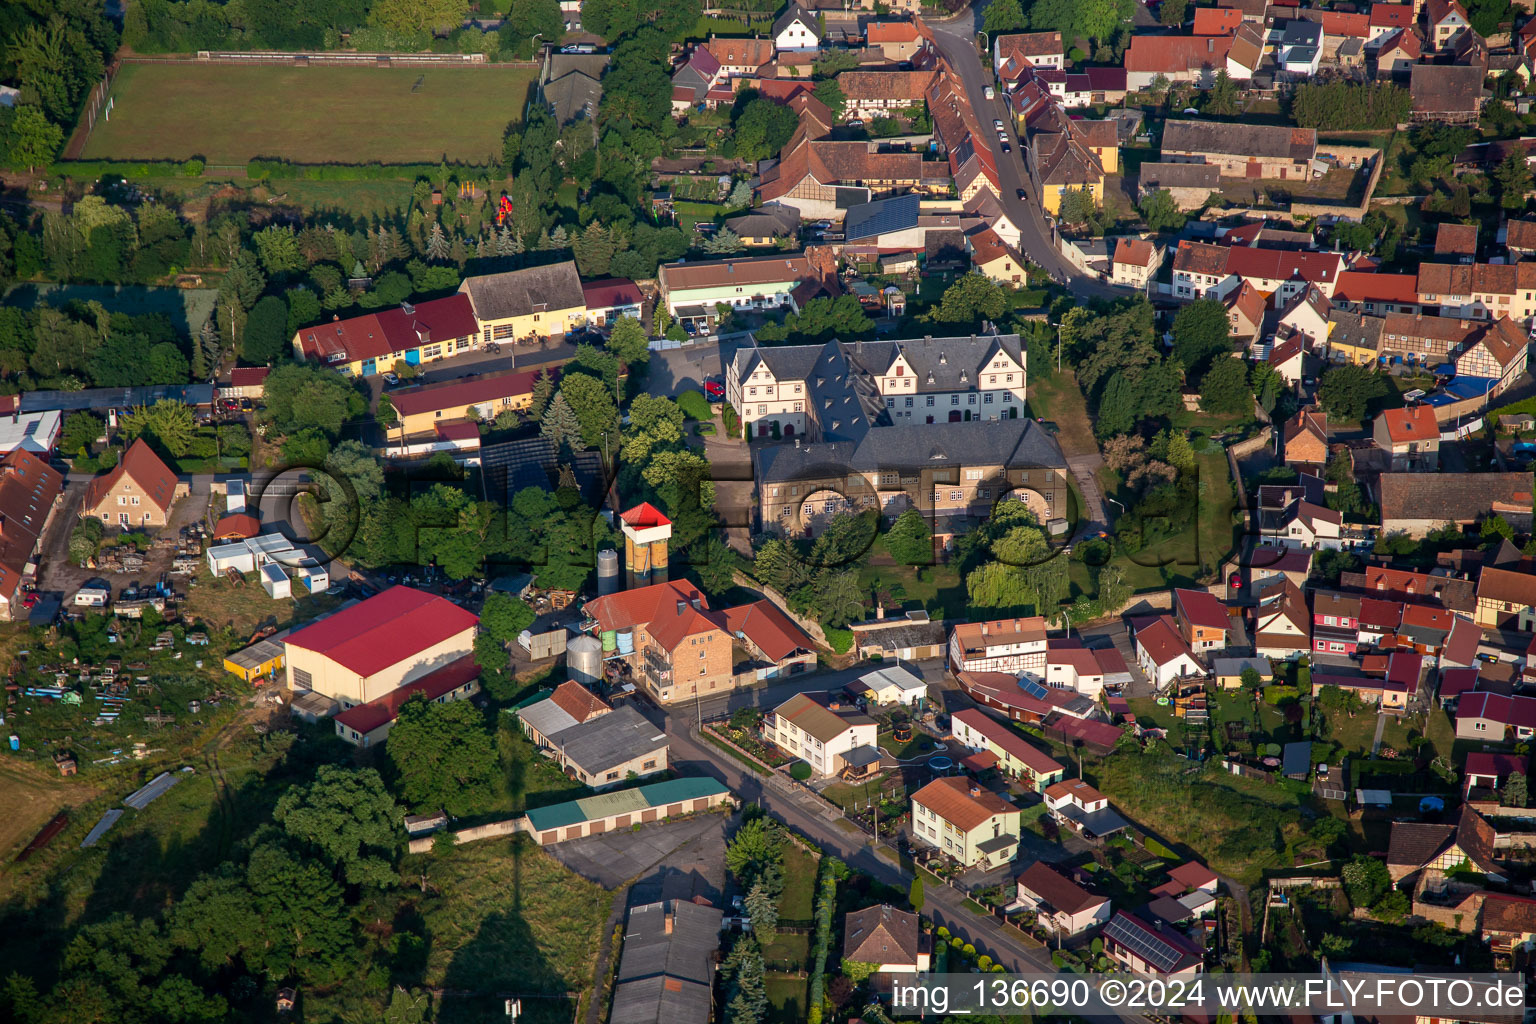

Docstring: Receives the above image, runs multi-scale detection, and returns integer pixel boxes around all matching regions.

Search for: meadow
[82,63,537,166]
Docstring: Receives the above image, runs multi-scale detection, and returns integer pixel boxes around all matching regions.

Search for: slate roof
[844,904,923,965]
[458,261,585,321]
[611,900,723,1024]
[755,416,1066,485]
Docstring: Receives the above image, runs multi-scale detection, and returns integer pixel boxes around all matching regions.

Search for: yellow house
[1323,309,1384,366]
[388,366,549,438]
[457,260,588,346]
[910,776,1021,868]
[291,293,479,378]
[968,226,1028,286]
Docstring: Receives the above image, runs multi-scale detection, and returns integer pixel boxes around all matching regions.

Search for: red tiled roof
[333,655,480,735]
[1380,404,1439,443]
[212,513,261,540]
[434,420,481,442]
[549,680,611,723]
[1371,3,1414,27]
[1224,245,1343,287]
[586,580,705,633]
[912,775,1015,832]
[1333,270,1419,305]
[1193,7,1243,34]
[1136,617,1197,667]
[285,586,479,678]
[1175,588,1229,630]
[581,277,644,312]
[1459,691,1536,731]
[1125,35,1233,74]
[295,294,477,364]
[84,438,179,514]
[0,449,61,606]
[952,707,1064,776]
[388,367,550,418]
[230,366,270,387]
[621,502,672,528]
[722,599,813,662]
[866,20,920,42]
[1017,861,1105,915]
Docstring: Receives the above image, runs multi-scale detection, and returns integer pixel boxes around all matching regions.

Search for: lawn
[1025,368,1098,459]
[414,835,610,1024]
[1099,449,1239,592]
[764,973,810,1024]
[856,562,969,621]
[83,63,538,165]
[778,844,819,925]
[184,568,350,638]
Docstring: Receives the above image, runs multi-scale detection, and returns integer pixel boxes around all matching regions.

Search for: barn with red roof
[283,585,480,706]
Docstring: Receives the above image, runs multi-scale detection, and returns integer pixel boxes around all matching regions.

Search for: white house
[842,905,931,973]
[765,692,878,777]
[1012,862,1112,937]
[851,665,928,706]
[1134,617,1204,685]
[950,707,1065,793]
[772,5,821,52]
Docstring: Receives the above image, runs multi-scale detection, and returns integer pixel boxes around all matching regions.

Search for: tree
[1203,70,1239,115]
[1057,188,1098,227]
[812,78,845,121]
[1240,666,1262,690]
[1172,299,1233,379]
[1095,562,1130,611]
[702,228,746,255]
[1291,80,1410,131]
[1028,0,1134,45]
[369,0,471,34]
[606,316,650,366]
[386,696,499,815]
[273,766,401,888]
[1341,854,1391,910]
[733,98,799,163]
[5,106,62,173]
[245,842,356,982]
[743,880,779,938]
[1317,363,1389,424]
[540,391,581,450]
[1199,357,1251,415]
[1140,189,1188,233]
[983,0,1027,33]
[559,372,619,449]
[1496,149,1533,211]
[1159,0,1187,26]
[502,0,564,55]
[376,393,398,428]
[1505,771,1528,808]
[909,874,924,913]
[813,569,867,628]
[726,817,786,883]
[480,591,536,642]
[242,295,289,364]
[121,400,194,458]
[884,508,933,565]
[253,225,304,276]
[528,366,556,421]
[60,411,104,454]
[474,630,510,675]
[923,273,1007,325]
[262,363,366,440]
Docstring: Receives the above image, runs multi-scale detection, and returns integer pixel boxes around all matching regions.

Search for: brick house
[81,438,188,529]
[582,580,736,704]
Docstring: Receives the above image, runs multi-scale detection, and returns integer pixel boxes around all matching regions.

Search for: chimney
[876,602,885,620]
[969,783,981,798]
[665,910,675,934]
[980,622,988,634]
[677,600,687,614]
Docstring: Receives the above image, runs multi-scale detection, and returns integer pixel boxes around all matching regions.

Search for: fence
[196,50,490,64]
[67,62,121,160]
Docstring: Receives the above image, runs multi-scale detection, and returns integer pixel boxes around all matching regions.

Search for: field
[0,760,101,865]
[83,63,538,166]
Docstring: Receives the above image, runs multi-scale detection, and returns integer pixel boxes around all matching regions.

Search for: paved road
[673,657,949,725]
[923,8,1132,304]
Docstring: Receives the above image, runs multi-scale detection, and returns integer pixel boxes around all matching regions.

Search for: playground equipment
[496,192,513,227]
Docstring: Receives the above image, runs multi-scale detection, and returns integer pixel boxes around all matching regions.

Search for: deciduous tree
[386,696,499,815]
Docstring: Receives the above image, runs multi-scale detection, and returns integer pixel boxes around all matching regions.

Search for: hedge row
[245,158,497,181]
[52,159,205,179]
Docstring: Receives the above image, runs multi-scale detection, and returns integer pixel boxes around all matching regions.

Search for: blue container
[616,629,635,655]
[8,735,18,751]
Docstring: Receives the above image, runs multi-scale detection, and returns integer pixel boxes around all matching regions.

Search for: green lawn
[764,974,809,1024]
[84,63,537,165]
[778,844,819,925]
[411,836,609,1024]
[856,562,969,620]
[1026,368,1098,459]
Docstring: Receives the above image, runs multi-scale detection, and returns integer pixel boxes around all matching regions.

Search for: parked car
[1229,573,1243,591]
[1001,141,1011,153]
[846,118,864,128]
[704,380,725,400]
[1016,188,1028,200]
[382,372,401,386]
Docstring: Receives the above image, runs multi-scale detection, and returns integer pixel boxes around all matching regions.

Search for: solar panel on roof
[1105,914,1179,972]
[1018,676,1050,700]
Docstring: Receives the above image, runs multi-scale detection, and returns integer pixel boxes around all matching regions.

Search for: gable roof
[1380,472,1533,525]
[1124,35,1233,74]
[1016,861,1106,916]
[1410,63,1485,114]
[84,438,179,514]
[843,905,923,965]
[1162,119,1316,163]
[0,449,61,605]
[1103,911,1203,972]
[912,775,1015,831]
[1435,222,1479,257]
[703,35,775,67]
[1136,616,1198,667]
[866,21,920,44]
[1478,566,1536,608]
[332,655,481,736]
[722,599,813,662]
[389,366,549,418]
[1333,270,1419,305]
[458,261,585,321]
[951,707,1065,776]
[1174,588,1230,630]
[1115,237,1158,269]
[284,586,479,678]
[773,691,875,744]
[1371,3,1415,28]
[772,4,819,39]
[549,680,611,723]
[1193,7,1244,34]
[1379,404,1439,443]
[996,31,1064,59]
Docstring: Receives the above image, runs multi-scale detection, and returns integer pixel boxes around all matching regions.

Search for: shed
[1281,741,1311,779]
[404,810,448,837]
[261,563,292,599]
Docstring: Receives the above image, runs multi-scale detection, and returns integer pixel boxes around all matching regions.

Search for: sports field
[82,63,537,166]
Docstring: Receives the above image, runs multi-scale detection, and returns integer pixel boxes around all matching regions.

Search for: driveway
[645,338,745,398]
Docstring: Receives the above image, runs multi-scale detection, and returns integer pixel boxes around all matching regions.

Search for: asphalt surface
[924,9,1132,303]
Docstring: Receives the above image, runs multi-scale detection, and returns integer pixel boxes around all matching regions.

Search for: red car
[21,593,39,609]
[1228,573,1243,590]
[703,380,725,400]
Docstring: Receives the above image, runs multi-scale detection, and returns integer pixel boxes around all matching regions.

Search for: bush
[722,404,740,437]
[677,389,712,420]
[245,158,497,181]
[824,625,853,654]
[1144,837,1177,859]
[790,761,813,781]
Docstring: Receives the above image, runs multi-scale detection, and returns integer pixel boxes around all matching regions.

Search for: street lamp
[529,32,543,59]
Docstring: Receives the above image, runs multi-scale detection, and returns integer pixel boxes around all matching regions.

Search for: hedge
[53,159,205,179]
[805,859,839,1024]
[246,158,497,181]
[823,625,853,655]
